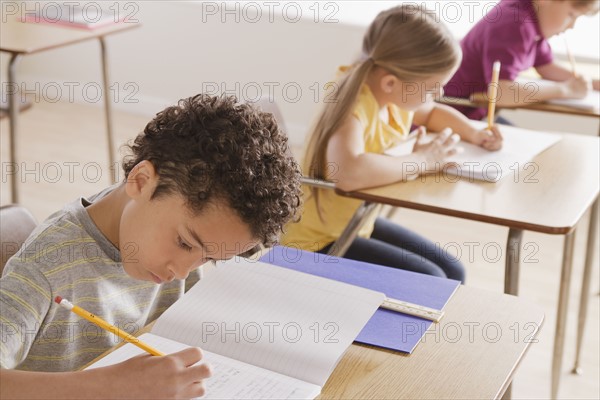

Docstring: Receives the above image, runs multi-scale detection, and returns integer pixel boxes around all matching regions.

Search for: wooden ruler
[380,297,444,323]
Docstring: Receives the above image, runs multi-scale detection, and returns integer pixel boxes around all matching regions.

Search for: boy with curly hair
[0,94,302,399]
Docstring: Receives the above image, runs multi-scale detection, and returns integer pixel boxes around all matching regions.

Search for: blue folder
[260,246,460,354]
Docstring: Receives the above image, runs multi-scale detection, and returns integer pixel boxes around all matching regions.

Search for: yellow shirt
[282,83,414,252]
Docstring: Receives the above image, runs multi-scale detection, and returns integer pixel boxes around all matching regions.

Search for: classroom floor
[0,99,598,399]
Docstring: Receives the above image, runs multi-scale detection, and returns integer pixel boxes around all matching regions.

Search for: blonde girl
[283,5,504,282]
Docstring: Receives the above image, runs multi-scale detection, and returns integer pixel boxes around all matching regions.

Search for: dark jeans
[319,217,465,283]
[495,114,515,126]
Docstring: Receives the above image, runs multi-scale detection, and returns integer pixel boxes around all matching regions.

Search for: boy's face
[536,1,593,38]
[119,163,259,283]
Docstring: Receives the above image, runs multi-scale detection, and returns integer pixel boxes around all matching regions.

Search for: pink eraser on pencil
[54,296,63,304]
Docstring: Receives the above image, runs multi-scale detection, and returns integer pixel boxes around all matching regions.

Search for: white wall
[2,1,367,146]
[332,0,600,61]
[2,1,599,147]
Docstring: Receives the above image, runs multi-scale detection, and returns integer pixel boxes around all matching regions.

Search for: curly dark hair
[122,94,302,246]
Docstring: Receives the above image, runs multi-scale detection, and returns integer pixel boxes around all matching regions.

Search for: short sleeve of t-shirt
[0,259,52,369]
[534,39,554,67]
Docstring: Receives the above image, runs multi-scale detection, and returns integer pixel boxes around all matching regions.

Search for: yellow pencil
[487,60,501,129]
[564,36,577,77]
[55,296,165,356]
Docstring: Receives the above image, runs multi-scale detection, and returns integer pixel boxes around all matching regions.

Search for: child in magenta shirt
[445,0,599,120]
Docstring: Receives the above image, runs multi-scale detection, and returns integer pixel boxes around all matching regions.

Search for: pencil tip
[54,296,62,304]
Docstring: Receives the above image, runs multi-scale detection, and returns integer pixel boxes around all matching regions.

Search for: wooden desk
[441,91,599,378]
[320,286,543,400]
[0,17,139,203]
[332,132,599,398]
[86,285,544,400]
[439,96,600,119]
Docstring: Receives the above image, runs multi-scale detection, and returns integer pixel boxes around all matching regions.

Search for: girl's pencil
[487,60,501,129]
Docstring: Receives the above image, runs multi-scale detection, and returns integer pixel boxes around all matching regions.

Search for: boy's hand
[110,347,212,399]
[472,125,503,151]
[412,127,460,174]
[561,75,590,99]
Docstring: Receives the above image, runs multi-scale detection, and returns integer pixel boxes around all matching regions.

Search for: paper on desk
[516,77,600,111]
[547,90,600,111]
[88,333,321,400]
[385,121,562,182]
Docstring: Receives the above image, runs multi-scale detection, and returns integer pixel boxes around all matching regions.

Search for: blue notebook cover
[260,246,460,354]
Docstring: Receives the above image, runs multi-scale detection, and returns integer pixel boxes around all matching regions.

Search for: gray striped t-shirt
[0,187,200,371]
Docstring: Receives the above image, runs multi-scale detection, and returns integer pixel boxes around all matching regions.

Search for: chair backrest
[0,205,37,275]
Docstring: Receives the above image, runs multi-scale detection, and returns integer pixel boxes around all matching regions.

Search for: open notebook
[385,121,561,182]
[516,77,600,112]
[86,258,384,399]
[547,90,600,111]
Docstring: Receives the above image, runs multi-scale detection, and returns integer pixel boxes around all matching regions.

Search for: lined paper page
[386,122,561,182]
[516,78,600,111]
[151,258,384,387]
[87,333,321,400]
[469,121,562,160]
[548,90,600,111]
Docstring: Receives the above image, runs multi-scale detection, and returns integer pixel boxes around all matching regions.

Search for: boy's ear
[125,160,158,199]
[380,74,398,94]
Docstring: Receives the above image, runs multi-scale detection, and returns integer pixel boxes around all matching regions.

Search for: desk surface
[86,285,543,400]
[337,133,599,234]
[440,96,600,118]
[319,285,543,400]
[0,17,138,54]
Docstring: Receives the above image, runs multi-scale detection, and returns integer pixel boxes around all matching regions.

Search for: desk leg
[501,385,512,400]
[7,53,23,204]
[572,197,599,374]
[99,37,116,184]
[551,230,576,399]
[327,202,379,257]
[384,206,399,220]
[502,228,523,400]
[505,228,523,296]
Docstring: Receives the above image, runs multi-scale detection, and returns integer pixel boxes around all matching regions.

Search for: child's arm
[414,103,503,151]
[0,348,211,399]
[537,62,599,91]
[325,116,458,191]
[536,62,579,82]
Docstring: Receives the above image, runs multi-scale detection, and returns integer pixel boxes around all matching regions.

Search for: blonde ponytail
[305,58,375,179]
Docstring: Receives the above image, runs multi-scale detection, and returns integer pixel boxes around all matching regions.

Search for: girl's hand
[471,125,503,151]
[412,127,460,174]
[107,347,212,399]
